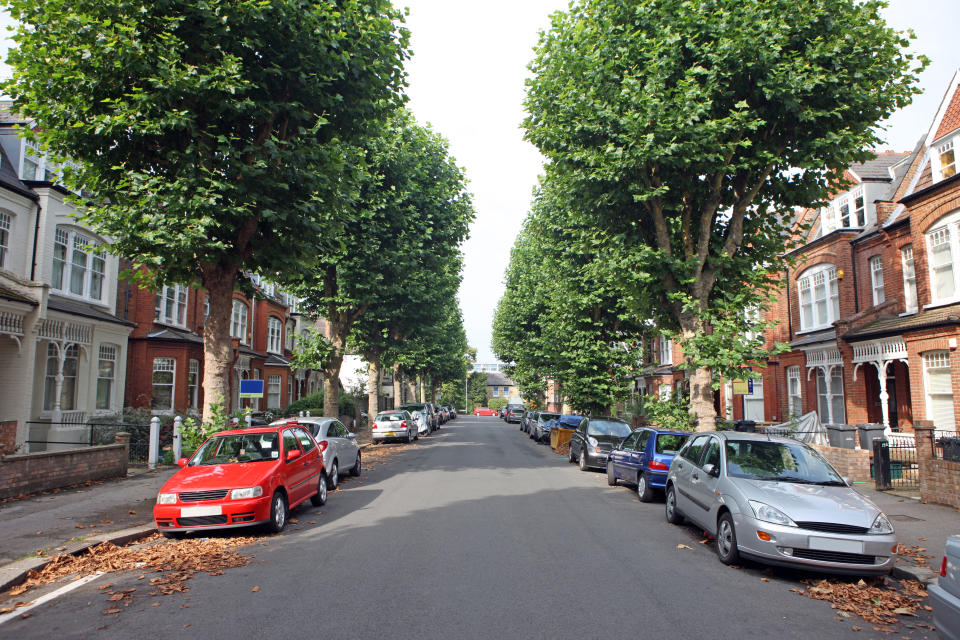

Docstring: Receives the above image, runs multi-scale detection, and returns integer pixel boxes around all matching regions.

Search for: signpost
[239,379,264,399]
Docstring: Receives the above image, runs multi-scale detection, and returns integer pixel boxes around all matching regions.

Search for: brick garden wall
[919,458,960,509]
[0,421,17,456]
[811,443,872,484]
[0,435,129,499]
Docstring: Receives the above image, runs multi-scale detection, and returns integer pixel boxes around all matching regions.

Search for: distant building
[471,361,505,373]
[486,371,517,401]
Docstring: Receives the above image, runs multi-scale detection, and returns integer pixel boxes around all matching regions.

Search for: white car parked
[272,417,360,490]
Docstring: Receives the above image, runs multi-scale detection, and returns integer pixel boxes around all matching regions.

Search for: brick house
[119,271,322,416]
[0,105,134,451]
[748,68,960,434]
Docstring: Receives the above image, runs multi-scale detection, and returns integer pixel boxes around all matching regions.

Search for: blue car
[606,428,690,502]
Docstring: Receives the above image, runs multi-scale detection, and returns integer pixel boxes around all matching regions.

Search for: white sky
[1,1,958,362]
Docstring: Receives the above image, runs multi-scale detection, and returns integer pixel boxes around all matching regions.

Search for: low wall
[0,433,129,499]
[919,458,960,508]
[0,421,16,456]
[811,443,872,484]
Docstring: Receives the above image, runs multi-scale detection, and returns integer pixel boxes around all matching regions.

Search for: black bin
[734,420,757,433]
[940,437,960,462]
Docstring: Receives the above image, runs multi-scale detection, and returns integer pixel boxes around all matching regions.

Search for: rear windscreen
[656,433,689,455]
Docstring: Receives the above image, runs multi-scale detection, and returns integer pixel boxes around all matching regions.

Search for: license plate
[386,431,396,436]
[180,505,222,517]
[808,537,863,554]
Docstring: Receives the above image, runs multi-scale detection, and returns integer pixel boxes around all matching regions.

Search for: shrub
[641,394,696,431]
[488,398,508,412]
[285,391,325,416]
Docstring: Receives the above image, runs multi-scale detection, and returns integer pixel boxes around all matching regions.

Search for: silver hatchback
[664,431,898,575]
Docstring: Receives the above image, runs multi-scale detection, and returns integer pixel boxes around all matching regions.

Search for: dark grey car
[569,416,631,471]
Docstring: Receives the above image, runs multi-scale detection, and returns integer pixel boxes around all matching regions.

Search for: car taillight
[317,440,329,452]
[942,555,948,577]
[401,421,407,428]
[372,423,378,429]
[649,460,669,471]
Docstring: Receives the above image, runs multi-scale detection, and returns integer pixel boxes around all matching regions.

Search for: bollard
[306,410,311,417]
[148,416,160,469]
[299,411,304,418]
[173,416,183,462]
[245,413,252,428]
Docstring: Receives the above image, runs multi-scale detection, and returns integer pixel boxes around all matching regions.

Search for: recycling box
[551,428,575,452]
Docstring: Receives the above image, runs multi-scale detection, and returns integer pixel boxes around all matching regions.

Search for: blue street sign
[239,379,264,398]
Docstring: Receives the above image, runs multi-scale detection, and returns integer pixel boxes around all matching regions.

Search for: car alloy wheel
[637,473,654,503]
[311,473,328,506]
[607,462,617,486]
[269,491,288,533]
[329,462,339,490]
[716,513,740,565]
[579,450,588,471]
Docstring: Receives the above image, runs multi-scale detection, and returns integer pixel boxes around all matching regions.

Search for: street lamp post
[465,372,470,413]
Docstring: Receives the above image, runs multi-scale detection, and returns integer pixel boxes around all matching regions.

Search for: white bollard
[305,410,310,417]
[172,416,183,461]
[148,416,160,469]
[245,413,252,428]
[299,411,304,417]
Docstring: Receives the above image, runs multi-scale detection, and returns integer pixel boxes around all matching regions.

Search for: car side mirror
[286,449,302,461]
[347,432,356,439]
[703,463,720,478]
[177,457,189,468]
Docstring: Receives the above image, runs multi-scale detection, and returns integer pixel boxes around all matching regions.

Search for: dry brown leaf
[761,578,770,582]
[851,626,861,631]
[676,544,692,550]
[151,602,161,607]
[251,586,260,592]
[103,608,122,615]
[128,511,136,515]
[20,613,32,619]
[0,607,13,614]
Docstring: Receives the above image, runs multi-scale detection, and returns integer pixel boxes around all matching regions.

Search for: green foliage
[488,398,508,412]
[285,391,325,416]
[291,331,335,373]
[179,402,233,452]
[521,0,926,425]
[438,380,464,409]
[338,393,356,418]
[467,372,488,411]
[640,395,697,432]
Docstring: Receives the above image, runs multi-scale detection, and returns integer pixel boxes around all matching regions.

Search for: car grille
[793,549,877,565]
[796,521,870,535]
[179,490,229,502]
[177,515,228,527]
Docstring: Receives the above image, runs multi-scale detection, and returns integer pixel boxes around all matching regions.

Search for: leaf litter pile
[2,533,263,617]
[363,441,413,473]
[792,576,935,634]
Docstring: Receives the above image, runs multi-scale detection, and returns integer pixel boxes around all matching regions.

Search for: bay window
[43,344,78,411]
[797,264,839,331]
[816,368,845,425]
[230,300,249,343]
[51,227,107,303]
[923,351,956,431]
[267,316,282,353]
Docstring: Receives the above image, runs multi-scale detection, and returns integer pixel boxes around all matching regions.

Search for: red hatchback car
[473,407,494,416]
[153,422,326,537]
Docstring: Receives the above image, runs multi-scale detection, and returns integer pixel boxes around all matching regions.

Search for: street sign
[239,379,264,399]
[732,366,753,395]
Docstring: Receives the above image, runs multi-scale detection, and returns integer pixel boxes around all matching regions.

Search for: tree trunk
[364,358,378,441]
[419,376,426,403]
[323,348,343,418]
[393,363,402,409]
[406,377,416,405]
[200,265,238,424]
[680,319,717,432]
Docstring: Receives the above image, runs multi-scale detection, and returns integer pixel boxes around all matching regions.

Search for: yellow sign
[732,380,749,395]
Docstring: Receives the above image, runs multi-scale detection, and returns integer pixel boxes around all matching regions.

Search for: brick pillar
[114,431,131,447]
[914,421,935,460]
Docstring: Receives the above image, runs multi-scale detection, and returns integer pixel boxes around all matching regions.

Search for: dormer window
[821,188,867,235]
[938,140,956,180]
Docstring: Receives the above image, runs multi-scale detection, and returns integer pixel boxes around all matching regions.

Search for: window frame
[155,284,189,327]
[0,211,10,269]
[937,139,956,181]
[51,226,108,304]
[230,299,249,343]
[923,351,956,431]
[925,210,960,307]
[267,374,282,409]
[901,245,918,314]
[188,359,200,411]
[869,256,885,306]
[659,335,673,365]
[151,357,176,414]
[267,316,282,354]
[796,264,840,332]
[786,366,802,418]
[43,343,79,412]
[96,344,117,411]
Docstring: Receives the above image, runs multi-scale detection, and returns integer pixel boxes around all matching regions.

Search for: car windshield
[191,433,279,466]
[376,413,403,422]
[724,440,844,484]
[656,433,689,455]
[587,420,631,437]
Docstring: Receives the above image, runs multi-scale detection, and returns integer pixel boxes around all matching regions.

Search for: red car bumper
[154,495,272,532]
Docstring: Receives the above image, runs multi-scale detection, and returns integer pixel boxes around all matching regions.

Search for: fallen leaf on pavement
[851,626,861,631]
[103,608,122,615]
[251,586,260,592]
[761,578,770,582]
[0,607,13,614]
[676,544,692,550]
[20,613,32,619]
[128,511,136,515]
[151,603,161,607]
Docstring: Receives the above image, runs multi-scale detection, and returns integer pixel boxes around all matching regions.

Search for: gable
[935,85,960,141]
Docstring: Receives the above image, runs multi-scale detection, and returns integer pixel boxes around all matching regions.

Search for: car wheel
[310,473,328,507]
[637,472,654,502]
[579,450,589,472]
[350,452,362,477]
[161,530,183,540]
[404,431,411,444]
[414,431,419,441]
[328,461,339,490]
[716,513,741,565]
[665,485,684,525]
[606,462,617,486]
[568,443,576,462]
[267,491,288,533]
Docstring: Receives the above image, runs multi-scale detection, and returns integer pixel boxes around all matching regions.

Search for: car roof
[634,427,692,436]
[588,416,627,423]
[693,430,801,444]
[271,417,335,427]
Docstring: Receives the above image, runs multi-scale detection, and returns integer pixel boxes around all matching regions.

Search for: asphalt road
[1,416,931,639]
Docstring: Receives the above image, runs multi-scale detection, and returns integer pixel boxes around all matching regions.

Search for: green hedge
[488,398,508,412]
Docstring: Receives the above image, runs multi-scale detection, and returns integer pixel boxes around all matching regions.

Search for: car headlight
[868,513,895,535]
[748,500,796,527]
[588,436,598,448]
[230,486,263,500]
[157,493,177,504]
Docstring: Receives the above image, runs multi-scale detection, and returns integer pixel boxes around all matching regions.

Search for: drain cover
[888,514,924,522]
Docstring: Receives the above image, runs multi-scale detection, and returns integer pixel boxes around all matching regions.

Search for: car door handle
[691,472,699,480]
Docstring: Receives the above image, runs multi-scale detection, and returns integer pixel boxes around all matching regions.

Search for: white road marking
[0,571,104,626]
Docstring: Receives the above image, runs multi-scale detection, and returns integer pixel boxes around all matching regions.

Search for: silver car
[931,535,960,640]
[664,431,898,575]
[273,417,361,490]
[373,410,419,442]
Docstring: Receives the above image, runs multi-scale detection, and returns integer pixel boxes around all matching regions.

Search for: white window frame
[492,386,499,398]
[659,336,673,365]
[869,256,885,306]
[96,344,117,411]
[230,299,249,343]
[285,320,295,351]
[188,359,200,411]
[0,211,10,269]
[51,226,107,304]
[267,374,281,409]
[43,343,78,412]
[900,245,918,314]
[151,357,176,414]
[659,383,671,400]
[155,284,188,327]
[925,210,960,307]
[797,264,840,332]
[821,187,867,235]
[786,366,802,417]
[936,139,957,181]
[19,140,43,181]
[923,351,956,431]
[267,316,282,354]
